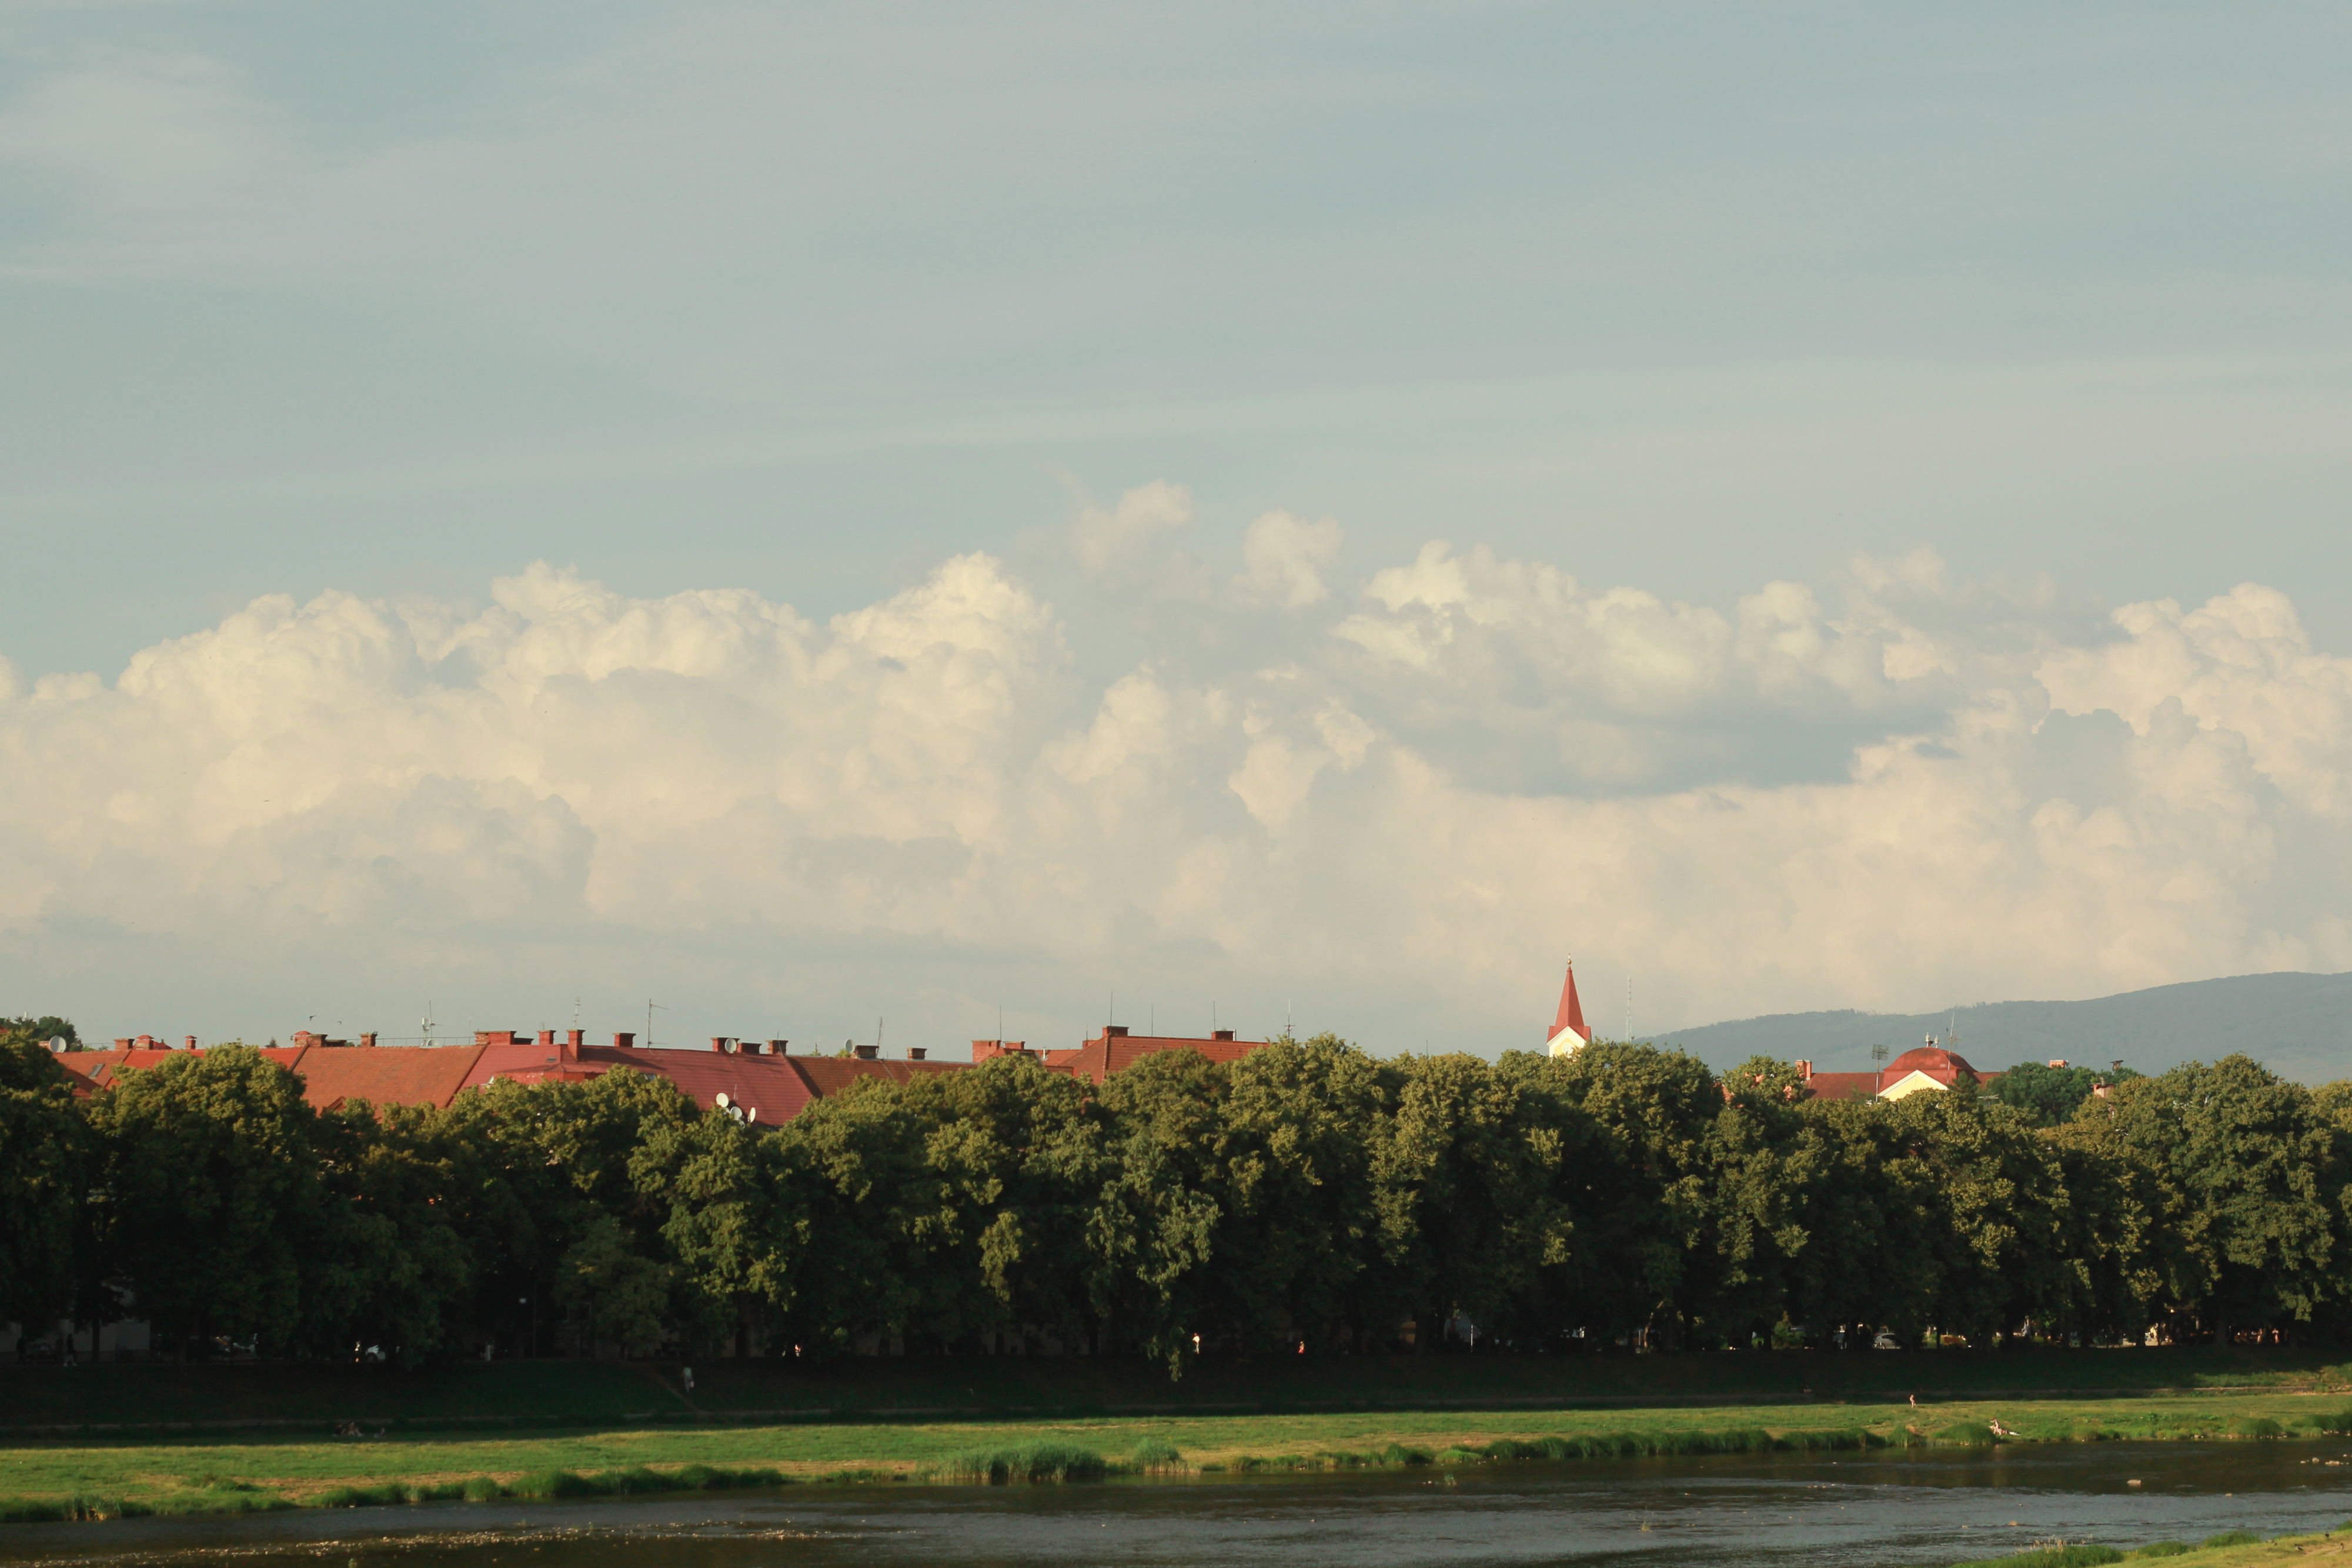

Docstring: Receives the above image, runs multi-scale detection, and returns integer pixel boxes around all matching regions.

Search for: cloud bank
[5,489,2348,1056]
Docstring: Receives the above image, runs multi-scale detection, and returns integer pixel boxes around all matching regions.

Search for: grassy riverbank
[1950,1522,2352,1567]
[8,1382,2352,1523]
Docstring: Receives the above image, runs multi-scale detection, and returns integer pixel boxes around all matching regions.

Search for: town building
[1792,1042,1994,1102]
[971,1024,1271,1084]
[1545,960,1591,1057]
[48,1017,1271,1122]
[50,1030,957,1125]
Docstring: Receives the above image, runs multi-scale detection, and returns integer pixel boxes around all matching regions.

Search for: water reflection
[5,1442,2351,1568]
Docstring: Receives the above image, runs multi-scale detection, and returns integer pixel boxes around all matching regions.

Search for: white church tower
[1546,959,1592,1058]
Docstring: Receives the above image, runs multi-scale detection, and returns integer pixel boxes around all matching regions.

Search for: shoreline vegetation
[9,1364,2352,1526]
[1949,1526,2352,1568]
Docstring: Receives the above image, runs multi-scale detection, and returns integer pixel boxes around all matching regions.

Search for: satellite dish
[744,1106,759,1124]
[714,1092,731,1111]
[48,1037,66,1053]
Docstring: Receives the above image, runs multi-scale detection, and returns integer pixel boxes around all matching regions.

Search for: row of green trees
[4,1024,2349,1368]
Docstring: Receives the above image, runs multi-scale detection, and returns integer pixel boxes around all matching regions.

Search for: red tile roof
[291,1045,487,1111]
[784,1055,964,1102]
[1051,1027,1270,1086]
[1799,1070,1883,1102]
[1882,1046,1982,1082]
[460,1041,827,1126]
[1798,1047,1999,1102]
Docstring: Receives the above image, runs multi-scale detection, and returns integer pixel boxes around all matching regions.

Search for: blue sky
[2,3,2348,1061]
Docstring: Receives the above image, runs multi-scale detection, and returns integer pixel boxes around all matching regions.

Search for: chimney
[537,1029,556,1047]
[136,1034,156,1048]
[359,1032,377,1048]
[908,1047,927,1061]
[113,1038,132,1049]
[711,1037,730,1054]
[1212,1029,1235,1041]
[2093,1081,2112,1098]
[185,1035,198,1051]
[612,1032,636,1049]
[1105,1025,1129,1038]
[741,1039,763,1055]
[1795,1059,1813,1081]
[854,1043,879,1061]
[2047,1058,2069,1070]
[769,1039,789,1055]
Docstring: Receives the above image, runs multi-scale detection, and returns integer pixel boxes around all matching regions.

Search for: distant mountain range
[1667,971,2352,1084]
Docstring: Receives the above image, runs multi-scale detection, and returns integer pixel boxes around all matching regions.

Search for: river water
[5,1442,2352,1568]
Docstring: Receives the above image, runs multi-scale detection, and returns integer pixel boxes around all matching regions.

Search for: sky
[1,2,2348,1061]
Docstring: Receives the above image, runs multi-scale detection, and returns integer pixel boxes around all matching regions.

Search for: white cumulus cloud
[4,532,2350,1057]
[1234,510,1343,608]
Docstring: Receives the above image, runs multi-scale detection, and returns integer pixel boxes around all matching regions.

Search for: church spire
[1547,958,1591,1058]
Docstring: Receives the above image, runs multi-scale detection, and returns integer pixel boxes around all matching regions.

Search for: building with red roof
[46,1027,966,1128]
[971,1025,1270,1085]
[1545,961,1592,1057]
[1793,1042,1995,1102]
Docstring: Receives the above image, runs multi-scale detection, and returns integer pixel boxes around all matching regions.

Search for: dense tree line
[4,1021,2350,1368]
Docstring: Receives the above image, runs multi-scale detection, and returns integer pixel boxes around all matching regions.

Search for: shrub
[508,1470,599,1500]
[2225,1417,2283,1439]
[2200,1531,2259,1548]
[462,1476,504,1502]
[1947,1546,2123,1568]
[2128,1546,2189,1559]
[938,1446,1107,1483]
[1129,1439,1185,1471]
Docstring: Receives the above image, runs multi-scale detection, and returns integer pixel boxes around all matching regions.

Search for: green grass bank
[8,1359,2352,1523]
[1943,1522,2352,1568]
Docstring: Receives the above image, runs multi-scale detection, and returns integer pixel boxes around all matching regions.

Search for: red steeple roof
[1549,960,1589,1045]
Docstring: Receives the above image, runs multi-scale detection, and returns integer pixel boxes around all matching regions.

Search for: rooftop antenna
[1286,997,1293,1039]
[422,1001,436,1045]
[876,1015,885,1058]
[647,999,667,1048]
[572,995,581,1029]
[997,1004,1003,1044]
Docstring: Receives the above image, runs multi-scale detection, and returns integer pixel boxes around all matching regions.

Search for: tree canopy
[7,1031,2347,1363]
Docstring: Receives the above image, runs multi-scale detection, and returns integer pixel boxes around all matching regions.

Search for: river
[4,1441,2350,1567]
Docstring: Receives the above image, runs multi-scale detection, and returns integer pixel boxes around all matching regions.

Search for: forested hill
[1668,970,2352,1082]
